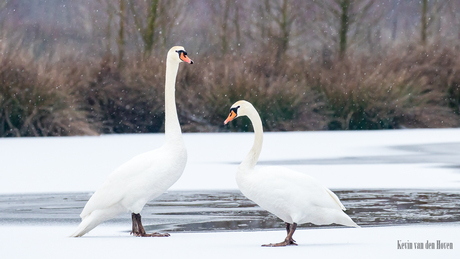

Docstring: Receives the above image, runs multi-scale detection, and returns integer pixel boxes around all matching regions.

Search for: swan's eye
[229,106,240,115]
[176,50,187,57]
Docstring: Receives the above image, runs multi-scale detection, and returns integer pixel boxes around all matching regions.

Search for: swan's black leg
[285,222,296,243]
[131,213,139,235]
[131,213,170,237]
[262,222,298,247]
[286,223,297,245]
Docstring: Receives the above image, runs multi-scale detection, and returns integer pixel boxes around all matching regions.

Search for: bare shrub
[387,44,460,115]
[175,56,329,132]
[309,46,460,130]
[0,55,96,137]
[70,55,165,134]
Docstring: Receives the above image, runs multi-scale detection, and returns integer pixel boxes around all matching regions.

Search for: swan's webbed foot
[262,222,298,247]
[131,213,169,238]
[132,231,170,237]
[262,238,297,247]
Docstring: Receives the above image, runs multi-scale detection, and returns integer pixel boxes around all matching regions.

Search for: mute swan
[224,100,359,247]
[71,46,193,237]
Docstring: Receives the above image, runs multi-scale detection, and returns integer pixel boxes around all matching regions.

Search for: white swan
[224,100,359,247]
[71,46,193,237]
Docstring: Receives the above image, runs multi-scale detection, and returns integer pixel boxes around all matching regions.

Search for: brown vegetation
[308,45,460,130]
[0,53,96,137]
[2,43,460,136]
[1,1,460,136]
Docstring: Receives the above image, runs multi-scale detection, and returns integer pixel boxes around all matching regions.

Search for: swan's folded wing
[251,166,346,211]
[80,149,162,218]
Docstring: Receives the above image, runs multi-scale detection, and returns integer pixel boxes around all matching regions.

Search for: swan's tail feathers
[338,213,361,228]
[326,188,346,211]
[347,220,361,228]
[70,211,106,237]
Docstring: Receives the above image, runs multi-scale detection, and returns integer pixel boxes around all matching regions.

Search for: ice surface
[1,128,460,193]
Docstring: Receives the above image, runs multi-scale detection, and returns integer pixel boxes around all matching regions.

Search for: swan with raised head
[71,46,193,237]
[224,100,359,247]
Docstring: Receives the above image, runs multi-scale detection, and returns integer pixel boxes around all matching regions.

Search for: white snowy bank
[1,128,460,193]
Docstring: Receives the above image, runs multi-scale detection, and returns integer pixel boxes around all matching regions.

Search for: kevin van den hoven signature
[397,240,453,250]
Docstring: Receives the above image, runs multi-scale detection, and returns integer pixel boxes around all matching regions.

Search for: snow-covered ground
[0,224,458,259]
[1,128,460,193]
[1,128,459,258]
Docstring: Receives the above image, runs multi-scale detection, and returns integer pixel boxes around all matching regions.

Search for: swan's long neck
[239,107,263,171]
[164,59,182,143]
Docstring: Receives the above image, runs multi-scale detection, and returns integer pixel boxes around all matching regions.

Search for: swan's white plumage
[71,46,190,237]
[236,166,357,227]
[228,100,359,230]
[80,144,186,218]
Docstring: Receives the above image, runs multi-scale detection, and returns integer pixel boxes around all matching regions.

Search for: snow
[1,128,460,193]
[0,224,458,259]
[1,128,460,258]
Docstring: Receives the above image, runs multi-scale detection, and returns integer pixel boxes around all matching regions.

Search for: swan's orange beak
[224,110,237,125]
[180,52,193,64]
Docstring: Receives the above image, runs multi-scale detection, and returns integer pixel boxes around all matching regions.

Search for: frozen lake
[1,129,460,258]
[1,190,459,232]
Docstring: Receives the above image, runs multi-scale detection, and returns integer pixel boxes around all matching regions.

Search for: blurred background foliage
[1,0,460,136]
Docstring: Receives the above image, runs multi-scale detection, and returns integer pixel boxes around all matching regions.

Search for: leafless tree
[117,0,126,66]
[207,0,245,56]
[313,0,376,59]
[156,0,185,51]
[125,0,184,56]
[249,0,307,64]
[128,0,159,56]
[420,0,448,45]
